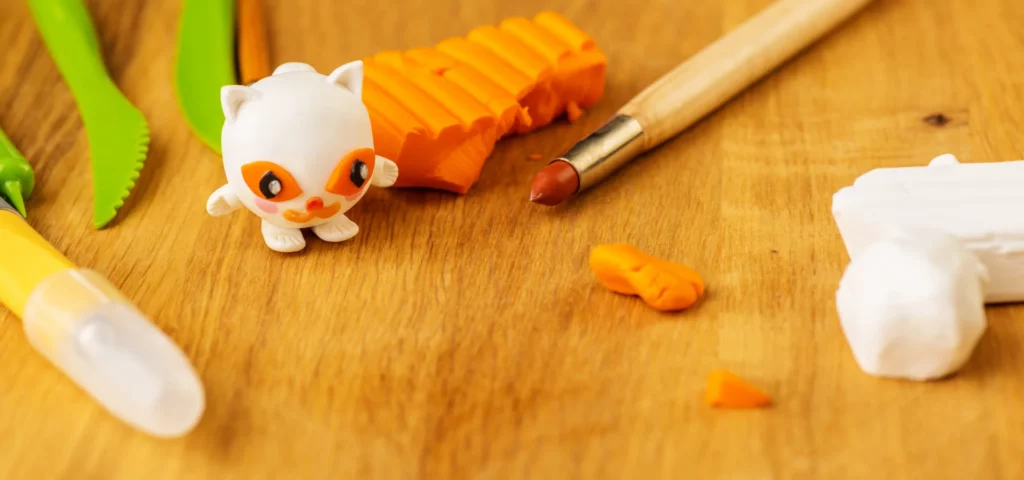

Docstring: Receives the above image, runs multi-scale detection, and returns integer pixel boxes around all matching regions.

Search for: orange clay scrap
[705,370,772,408]
[361,11,606,194]
[589,244,705,312]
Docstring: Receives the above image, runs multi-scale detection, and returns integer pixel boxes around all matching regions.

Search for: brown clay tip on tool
[529,0,875,206]
[529,158,579,205]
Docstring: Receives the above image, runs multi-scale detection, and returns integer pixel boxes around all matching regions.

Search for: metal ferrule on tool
[557,114,646,191]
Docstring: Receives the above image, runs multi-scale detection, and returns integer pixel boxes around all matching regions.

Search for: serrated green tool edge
[27,0,150,229]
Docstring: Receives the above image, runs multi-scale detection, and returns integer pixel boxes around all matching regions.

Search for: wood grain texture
[1,0,1023,478]
[619,0,874,150]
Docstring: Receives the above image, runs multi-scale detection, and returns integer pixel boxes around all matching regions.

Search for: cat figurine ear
[326,61,363,99]
[221,85,261,123]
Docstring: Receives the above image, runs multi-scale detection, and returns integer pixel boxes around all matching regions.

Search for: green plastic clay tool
[26,0,150,229]
[174,0,236,154]
[0,126,35,217]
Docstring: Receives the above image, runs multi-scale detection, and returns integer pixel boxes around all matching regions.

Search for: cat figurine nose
[306,197,324,211]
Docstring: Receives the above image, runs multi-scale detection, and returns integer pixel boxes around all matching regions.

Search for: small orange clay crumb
[528,153,544,160]
[705,370,772,408]
[566,101,584,122]
[588,244,705,311]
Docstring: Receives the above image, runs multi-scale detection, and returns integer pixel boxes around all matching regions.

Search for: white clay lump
[835,227,988,381]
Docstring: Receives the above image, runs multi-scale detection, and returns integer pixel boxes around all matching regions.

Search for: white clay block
[833,154,1024,303]
[852,161,1024,190]
[835,227,989,381]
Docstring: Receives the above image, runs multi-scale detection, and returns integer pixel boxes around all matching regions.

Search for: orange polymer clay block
[705,370,772,408]
[401,48,525,133]
[360,11,607,194]
[589,244,705,312]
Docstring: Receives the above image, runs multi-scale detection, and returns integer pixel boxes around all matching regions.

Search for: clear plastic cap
[22,269,205,437]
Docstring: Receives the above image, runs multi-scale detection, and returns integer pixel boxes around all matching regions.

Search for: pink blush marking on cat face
[255,197,278,214]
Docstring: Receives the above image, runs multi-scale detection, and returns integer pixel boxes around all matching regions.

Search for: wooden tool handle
[619,0,874,150]
[237,0,271,84]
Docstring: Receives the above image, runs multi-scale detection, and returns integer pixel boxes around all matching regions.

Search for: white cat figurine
[206,61,398,253]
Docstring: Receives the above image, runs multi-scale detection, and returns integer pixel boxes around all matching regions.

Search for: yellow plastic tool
[0,198,205,437]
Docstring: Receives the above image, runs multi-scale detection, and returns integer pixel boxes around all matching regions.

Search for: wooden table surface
[2,0,1023,477]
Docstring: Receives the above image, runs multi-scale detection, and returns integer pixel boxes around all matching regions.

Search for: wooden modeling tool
[237,0,271,84]
[529,0,876,205]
